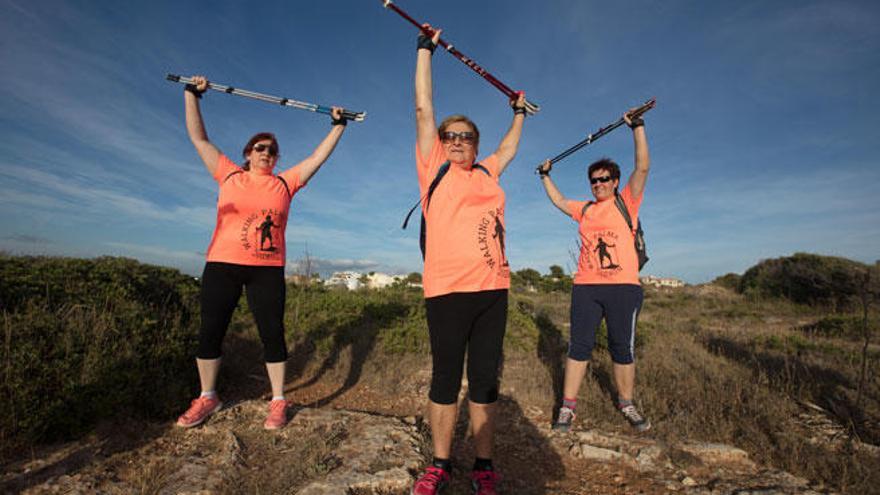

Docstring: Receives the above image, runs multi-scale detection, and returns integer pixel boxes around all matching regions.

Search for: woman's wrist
[185,84,203,99]
[417,34,436,53]
[628,117,644,129]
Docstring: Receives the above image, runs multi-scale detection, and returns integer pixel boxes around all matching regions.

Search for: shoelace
[267,401,288,422]
[184,398,214,420]
[419,467,446,487]
[620,405,644,422]
[557,407,574,423]
[473,471,498,490]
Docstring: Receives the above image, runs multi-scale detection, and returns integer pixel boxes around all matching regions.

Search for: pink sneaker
[411,465,450,495]
[470,469,500,495]
[263,399,289,430]
[176,395,222,428]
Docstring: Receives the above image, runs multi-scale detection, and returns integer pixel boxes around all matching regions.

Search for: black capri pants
[197,262,288,363]
[425,289,508,405]
[569,284,643,364]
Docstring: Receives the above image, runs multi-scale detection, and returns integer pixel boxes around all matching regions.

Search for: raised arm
[623,109,650,198]
[415,25,441,159]
[293,108,347,184]
[184,75,221,176]
[494,93,527,176]
[538,159,572,216]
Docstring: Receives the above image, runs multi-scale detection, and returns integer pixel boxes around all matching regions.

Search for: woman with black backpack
[537,108,652,433]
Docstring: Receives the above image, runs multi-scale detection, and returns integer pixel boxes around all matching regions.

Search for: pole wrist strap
[628,117,644,129]
[184,84,203,99]
[417,34,436,53]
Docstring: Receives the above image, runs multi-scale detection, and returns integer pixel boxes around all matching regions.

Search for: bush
[798,314,878,341]
[285,284,426,354]
[0,255,199,455]
[739,253,876,311]
[712,272,741,291]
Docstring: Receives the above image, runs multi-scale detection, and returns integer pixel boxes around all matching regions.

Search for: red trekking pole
[380,0,540,115]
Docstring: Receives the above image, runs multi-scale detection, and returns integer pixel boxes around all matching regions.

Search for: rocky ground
[1,363,843,495]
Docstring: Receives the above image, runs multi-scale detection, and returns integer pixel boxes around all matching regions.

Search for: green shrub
[712,272,742,291]
[798,315,877,340]
[505,298,540,352]
[0,255,199,456]
[739,253,876,311]
[285,284,426,355]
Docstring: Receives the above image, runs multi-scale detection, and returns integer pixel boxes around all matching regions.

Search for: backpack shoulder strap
[580,201,594,218]
[401,161,450,229]
[276,175,292,198]
[425,162,452,210]
[472,163,491,177]
[614,193,635,232]
[223,169,244,184]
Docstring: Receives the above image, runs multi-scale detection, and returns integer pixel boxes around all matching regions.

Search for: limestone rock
[678,442,755,467]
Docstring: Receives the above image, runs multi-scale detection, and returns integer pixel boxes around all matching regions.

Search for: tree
[512,268,541,290]
[543,265,572,292]
[406,272,422,284]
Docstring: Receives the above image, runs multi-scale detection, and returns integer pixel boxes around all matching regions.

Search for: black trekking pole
[380,0,540,115]
[166,74,366,122]
[535,98,655,173]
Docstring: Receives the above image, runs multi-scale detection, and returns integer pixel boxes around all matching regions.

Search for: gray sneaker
[552,406,576,432]
[618,403,651,432]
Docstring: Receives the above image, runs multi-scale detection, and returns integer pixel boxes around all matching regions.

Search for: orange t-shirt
[205,154,305,267]
[567,184,642,285]
[417,136,511,298]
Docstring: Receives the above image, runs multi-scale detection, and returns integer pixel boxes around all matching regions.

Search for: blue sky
[1,0,878,283]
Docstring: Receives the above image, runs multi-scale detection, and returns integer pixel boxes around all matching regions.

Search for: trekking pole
[536,98,655,173]
[166,74,366,122]
[380,0,540,115]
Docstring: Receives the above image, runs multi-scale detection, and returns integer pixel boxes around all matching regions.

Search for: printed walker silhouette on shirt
[257,214,281,252]
[594,236,619,270]
[492,214,509,267]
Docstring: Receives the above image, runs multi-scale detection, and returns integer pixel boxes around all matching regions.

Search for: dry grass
[215,283,880,493]
[568,285,880,494]
[219,424,346,494]
[252,283,878,493]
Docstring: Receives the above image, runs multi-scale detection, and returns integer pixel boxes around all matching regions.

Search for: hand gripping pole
[381,0,539,115]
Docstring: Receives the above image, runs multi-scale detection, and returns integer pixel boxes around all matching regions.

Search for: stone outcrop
[3,400,842,494]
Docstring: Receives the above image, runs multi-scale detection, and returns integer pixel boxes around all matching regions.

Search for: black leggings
[425,289,508,405]
[197,262,288,363]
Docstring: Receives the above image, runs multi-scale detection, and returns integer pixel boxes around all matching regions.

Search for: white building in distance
[324,271,403,290]
[640,275,685,288]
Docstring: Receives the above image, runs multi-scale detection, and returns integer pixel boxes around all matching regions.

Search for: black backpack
[581,193,649,270]
[402,161,491,259]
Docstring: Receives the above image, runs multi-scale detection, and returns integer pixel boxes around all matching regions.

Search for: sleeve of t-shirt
[479,154,501,180]
[619,183,643,218]
[278,166,306,195]
[567,200,589,222]
[213,154,241,183]
[415,135,446,189]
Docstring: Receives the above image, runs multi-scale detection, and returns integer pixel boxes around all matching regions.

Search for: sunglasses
[589,175,614,185]
[252,143,278,156]
[440,131,476,144]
